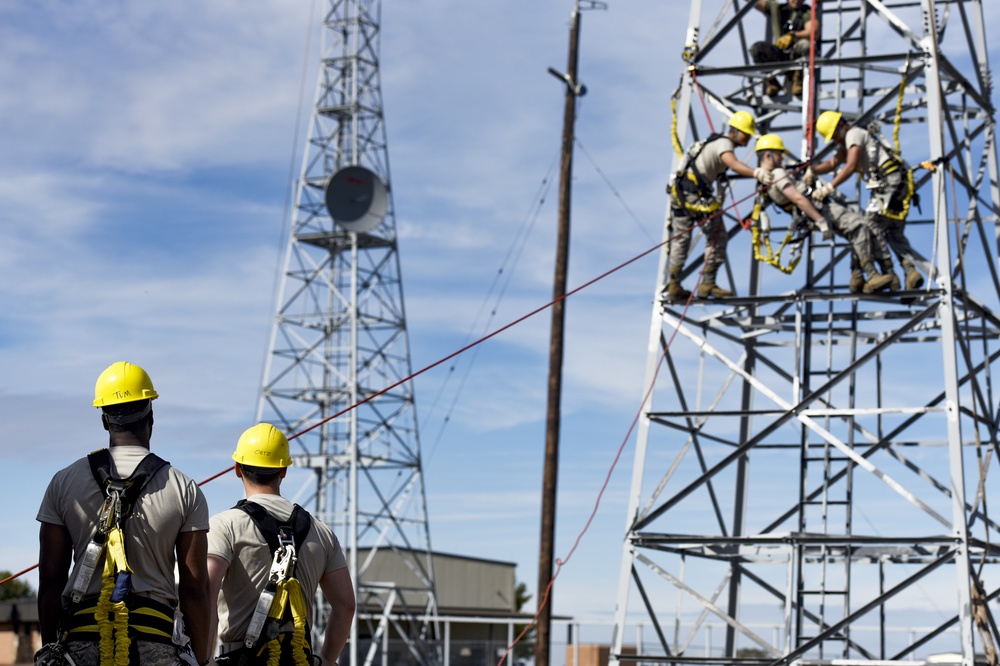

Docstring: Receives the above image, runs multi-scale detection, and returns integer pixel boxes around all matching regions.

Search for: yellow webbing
[749,202,802,274]
[96,527,132,666]
[670,96,683,158]
[669,179,721,215]
[263,577,311,666]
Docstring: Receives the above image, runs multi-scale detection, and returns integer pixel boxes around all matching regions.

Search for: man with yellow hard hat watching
[208,423,356,666]
[36,361,211,666]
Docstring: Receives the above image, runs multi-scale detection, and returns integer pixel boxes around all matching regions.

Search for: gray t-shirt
[36,445,210,609]
[766,166,807,207]
[844,125,892,177]
[208,494,348,644]
[690,135,736,184]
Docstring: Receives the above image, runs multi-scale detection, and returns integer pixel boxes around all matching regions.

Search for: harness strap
[235,501,312,556]
[87,450,169,525]
[676,133,726,197]
[234,501,314,665]
[75,450,171,666]
[65,594,175,643]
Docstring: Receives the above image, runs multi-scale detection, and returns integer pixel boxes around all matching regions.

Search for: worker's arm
[177,530,212,665]
[753,0,768,12]
[319,568,356,666]
[37,522,73,644]
[811,145,845,176]
[783,183,825,223]
[206,555,229,663]
[795,16,817,43]
[829,144,861,188]
[720,151,756,179]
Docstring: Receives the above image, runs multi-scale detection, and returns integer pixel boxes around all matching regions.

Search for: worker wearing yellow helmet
[36,361,211,666]
[811,110,928,290]
[755,134,896,293]
[207,423,356,666]
[663,111,775,303]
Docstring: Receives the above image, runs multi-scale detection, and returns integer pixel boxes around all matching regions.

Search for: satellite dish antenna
[323,165,387,233]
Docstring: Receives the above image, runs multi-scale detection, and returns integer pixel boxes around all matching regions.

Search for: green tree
[513,582,535,661]
[0,571,36,600]
[736,648,769,660]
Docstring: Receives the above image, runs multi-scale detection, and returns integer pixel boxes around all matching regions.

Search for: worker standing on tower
[208,423,356,666]
[35,361,211,666]
[755,134,897,293]
[811,110,927,290]
[749,0,818,97]
[663,111,775,303]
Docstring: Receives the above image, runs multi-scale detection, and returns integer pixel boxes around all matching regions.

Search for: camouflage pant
[64,639,197,666]
[820,199,881,266]
[666,200,727,274]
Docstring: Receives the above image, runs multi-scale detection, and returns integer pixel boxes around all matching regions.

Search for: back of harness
[670,133,728,217]
[862,122,917,220]
[232,501,314,666]
[62,450,174,665]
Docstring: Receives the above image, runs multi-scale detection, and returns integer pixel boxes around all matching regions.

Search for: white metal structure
[256,2,439,665]
[611,2,1000,666]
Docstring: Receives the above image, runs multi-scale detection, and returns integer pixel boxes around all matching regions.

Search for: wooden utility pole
[537,3,584,666]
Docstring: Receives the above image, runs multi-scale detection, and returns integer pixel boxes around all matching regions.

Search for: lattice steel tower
[257,2,439,665]
[611,2,1000,666]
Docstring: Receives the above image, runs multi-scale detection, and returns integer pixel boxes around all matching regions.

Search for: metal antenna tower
[610,2,1000,666]
[257,2,440,665]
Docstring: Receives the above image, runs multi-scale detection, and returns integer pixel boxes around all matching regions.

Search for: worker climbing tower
[257,2,439,665]
[611,1,1000,666]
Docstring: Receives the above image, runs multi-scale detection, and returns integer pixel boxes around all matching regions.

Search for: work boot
[764,77,781,97]
[902,259,925,290]
[861,261,894,294]
[790,70,804,97]
[662,269,691,303]
[881,259,901,292]
[697,269,734,299]
[849,268,865,294]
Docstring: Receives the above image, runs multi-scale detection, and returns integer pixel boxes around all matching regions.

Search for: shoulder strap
[235,500,313,556]
[87,449,169,523]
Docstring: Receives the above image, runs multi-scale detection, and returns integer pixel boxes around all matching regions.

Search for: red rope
[0,565,38,588]
[806,0,820,159]
[5,187,763,591]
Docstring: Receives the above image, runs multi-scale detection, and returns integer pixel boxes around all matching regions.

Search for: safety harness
[669,133,729,218]
[858,122,919,222]
[63,449,174,666]
[748,193,808,274]
[230,501,314,666]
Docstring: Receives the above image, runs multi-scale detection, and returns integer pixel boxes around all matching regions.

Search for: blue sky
[2,0,999,641]
[0,0,683,627]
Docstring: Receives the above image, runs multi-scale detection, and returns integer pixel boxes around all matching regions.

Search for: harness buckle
[270,534,297,582]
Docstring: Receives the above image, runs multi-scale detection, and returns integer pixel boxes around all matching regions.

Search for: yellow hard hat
[755,134,789,153]
[816,110,843,142]
[233,423,292,468]
[93,361,158,408]
[728,110,757,136]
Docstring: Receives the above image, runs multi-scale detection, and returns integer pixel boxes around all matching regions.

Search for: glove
[775,32,794,50]
[753,167,774,185]
[802,167,816,186]
[812,182,835,203]
[814,217,834,241]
